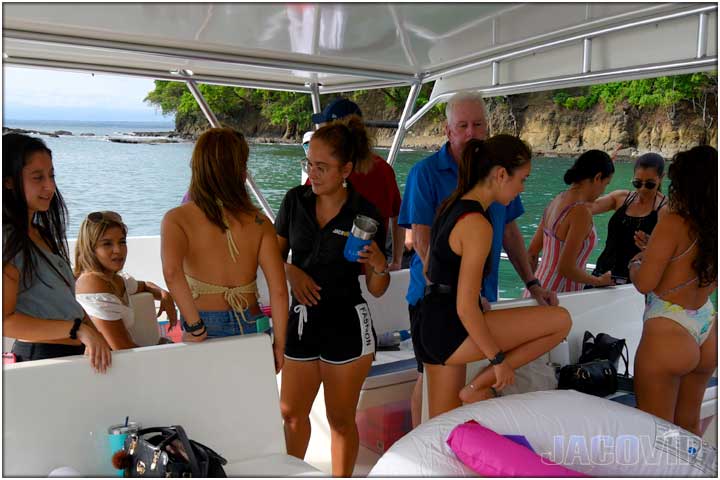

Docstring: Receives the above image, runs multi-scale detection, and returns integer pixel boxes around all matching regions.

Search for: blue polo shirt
[398,143,524,305]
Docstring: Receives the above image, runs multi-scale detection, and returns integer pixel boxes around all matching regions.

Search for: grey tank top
[10,245,85,322]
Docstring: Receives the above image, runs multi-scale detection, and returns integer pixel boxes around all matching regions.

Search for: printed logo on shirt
[355,303,374,356]
[333,229,350,238]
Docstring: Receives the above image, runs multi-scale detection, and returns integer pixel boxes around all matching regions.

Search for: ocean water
[5,119,644,299]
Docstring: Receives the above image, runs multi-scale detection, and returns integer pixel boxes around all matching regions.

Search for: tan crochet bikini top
[185,201,259,328]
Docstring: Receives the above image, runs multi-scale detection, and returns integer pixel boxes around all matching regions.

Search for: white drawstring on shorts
[294,304,308,340]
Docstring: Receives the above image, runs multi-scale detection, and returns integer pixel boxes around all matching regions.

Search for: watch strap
[182,318,206,333]
[489,350,505,365]
[69,318,82,340]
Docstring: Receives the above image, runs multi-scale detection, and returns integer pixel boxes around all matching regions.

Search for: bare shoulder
[455,211,492,236]
[162,204,195,229]
[162,205,184,223]
[611,189,631,205]
[567,202,593,224]
[658,210,686,228]
[254,211,276,233]
[76,272,113,294]
[2,263,19,281]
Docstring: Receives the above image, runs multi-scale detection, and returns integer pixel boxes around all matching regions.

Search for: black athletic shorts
[417,290,478,366]
[284,294,376,364]
[408,301,424,373]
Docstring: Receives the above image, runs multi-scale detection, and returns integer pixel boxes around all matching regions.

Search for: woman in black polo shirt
[275,116,390,477]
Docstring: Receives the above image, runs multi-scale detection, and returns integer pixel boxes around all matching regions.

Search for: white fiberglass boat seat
[3,334,322,477]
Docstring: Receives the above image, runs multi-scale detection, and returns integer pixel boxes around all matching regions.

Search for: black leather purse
[578,331,627,370]
[558,359,619,397]
[123,425,227,477]
[557,331,632,397]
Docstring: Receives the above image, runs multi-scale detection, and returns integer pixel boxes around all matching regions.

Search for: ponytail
[438,134,532,216]
[311,114,375,174]
[563,149,614,185]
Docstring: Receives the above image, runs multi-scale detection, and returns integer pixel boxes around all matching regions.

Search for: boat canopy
[3,3,716,95]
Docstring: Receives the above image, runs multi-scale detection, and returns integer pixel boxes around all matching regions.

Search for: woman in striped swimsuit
[526,150,615,295]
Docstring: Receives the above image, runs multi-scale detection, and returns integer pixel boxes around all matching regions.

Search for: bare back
[654,214,715,310]
[169,202,267,310]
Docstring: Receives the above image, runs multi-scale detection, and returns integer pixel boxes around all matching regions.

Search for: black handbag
[557,359,619,397]
[123,425,227,477]
[558,331,633,397]
[578,331,627,370]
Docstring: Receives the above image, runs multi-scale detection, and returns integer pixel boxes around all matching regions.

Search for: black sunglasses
[631,179,657,190]
[87,211,124,224]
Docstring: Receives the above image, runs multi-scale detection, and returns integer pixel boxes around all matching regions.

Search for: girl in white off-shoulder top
[74,211,177,350]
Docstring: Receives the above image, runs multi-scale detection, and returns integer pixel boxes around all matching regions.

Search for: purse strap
[619,342,630,377]
[172,425,202,478]
[136,426,202,477]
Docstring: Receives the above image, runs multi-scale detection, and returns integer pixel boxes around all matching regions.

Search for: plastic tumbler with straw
[107,416,140,476]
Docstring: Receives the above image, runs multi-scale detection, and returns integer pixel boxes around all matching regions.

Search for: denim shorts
[181,309,271,338]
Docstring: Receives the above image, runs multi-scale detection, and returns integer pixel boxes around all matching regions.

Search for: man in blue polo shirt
[399,91,557,426]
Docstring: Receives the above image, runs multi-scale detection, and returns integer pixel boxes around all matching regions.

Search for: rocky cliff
[176,89,717,158]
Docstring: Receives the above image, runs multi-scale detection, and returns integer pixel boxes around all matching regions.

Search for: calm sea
[6,119,644,299]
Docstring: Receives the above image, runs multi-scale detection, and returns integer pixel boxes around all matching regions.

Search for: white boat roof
[3,2,717,97]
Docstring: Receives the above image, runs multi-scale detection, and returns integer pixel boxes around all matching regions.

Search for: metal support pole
[387,82,422,167]
[697,12,709,58]
[185,79,276,221]
[186,79,220,127]
[405,93,451,130]
[310,83,322,129]
[582,38,592,73]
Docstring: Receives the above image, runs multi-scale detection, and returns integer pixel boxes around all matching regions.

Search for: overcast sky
[3,66,175,122]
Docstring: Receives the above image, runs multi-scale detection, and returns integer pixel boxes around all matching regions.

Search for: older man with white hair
[398,91,558,426]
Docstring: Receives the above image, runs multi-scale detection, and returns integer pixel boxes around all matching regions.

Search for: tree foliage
[145,81,313,135]
[552,72,717,112]
[380,83,443,117]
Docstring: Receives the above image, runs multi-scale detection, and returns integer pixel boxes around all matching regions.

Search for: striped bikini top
[535,200,597,293]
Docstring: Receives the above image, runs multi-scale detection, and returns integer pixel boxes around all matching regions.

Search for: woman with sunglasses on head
[2,133,111,372]
[526,150,615,294]
[629,145,716,435]
[590,153,667,284]
[161,128,288,366]
[74,211,177,350]
[276,116,389,477]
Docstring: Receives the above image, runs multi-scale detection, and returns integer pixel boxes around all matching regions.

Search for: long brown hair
[188,128,257,230]
[667,145,717,287]
[439,134,532,216]
[311,115,374,174]
[74,212,128,277]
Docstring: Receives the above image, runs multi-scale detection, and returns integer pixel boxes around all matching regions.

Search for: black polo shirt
[275,183,385,298]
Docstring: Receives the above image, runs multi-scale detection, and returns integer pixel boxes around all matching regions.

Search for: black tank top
[427,199,491,289]
[593,192,666,279]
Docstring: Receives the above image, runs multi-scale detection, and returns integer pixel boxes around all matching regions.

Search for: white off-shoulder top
[76,272,139,341]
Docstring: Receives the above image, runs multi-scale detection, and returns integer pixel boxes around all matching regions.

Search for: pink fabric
[447,420,589,477]
[525,201,596,297]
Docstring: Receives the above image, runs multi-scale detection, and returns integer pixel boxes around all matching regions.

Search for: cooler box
[356,399,412,454]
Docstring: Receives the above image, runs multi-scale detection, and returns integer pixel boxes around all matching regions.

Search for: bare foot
[459,384,499,404]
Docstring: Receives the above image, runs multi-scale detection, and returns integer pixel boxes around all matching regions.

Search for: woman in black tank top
[591,153,666,282]
[417,135,572,419]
